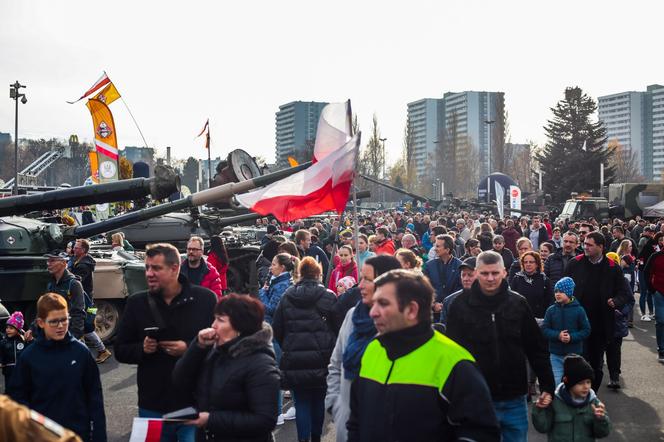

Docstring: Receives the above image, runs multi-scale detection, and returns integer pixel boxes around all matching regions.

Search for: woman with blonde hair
[395,248,422,270]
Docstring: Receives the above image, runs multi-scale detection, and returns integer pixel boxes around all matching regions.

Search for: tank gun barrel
[70,162,311,239]
[359,174,439,204]
[0,165,180,217]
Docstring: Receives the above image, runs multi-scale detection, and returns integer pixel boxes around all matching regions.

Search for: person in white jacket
[325,255,401,442]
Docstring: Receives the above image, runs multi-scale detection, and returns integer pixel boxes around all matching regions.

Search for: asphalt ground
[2,306,663,441]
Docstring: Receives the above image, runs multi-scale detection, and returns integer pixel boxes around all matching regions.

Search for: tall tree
[440,111,459,196]
[491,95,508,174]
[536,87,614,202]
[359,114,384,178]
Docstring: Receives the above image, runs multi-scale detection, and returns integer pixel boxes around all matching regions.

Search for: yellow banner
[86,99,119,183]
[92,82,121,106]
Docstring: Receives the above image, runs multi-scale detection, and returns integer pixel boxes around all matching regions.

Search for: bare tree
[359,114,384,178]
[440,111,459,196]
[608,139,643,182]
[456,136,480,198]
[491,95,508,174]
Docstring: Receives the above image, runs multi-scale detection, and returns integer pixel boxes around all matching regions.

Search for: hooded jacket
[446,280,555,401]
[272,279,338,389]
[8,332,106,442]
[70,255,96,296]
[258,272,292,325]
[172,324,280,442]
[47,270,86,339]
[180,258,223,299]
[541,298,591,356]
[113,275,217,413]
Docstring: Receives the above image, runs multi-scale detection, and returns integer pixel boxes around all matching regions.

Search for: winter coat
[502,227,520,256]
[180,258,223,299]
[302,245,331,277]
[564,255,631,342]
[445,280,555,401]
[172,325,280,442]
[0,334,28,379]
[207,251,229,291]
[495,247,515,271]
[545,251,576,286]
[532,384,611,442]
[258,272,292,325]
[524,226,549,249]
[613,279,635,339]
[325,307,355,442]
[541,298,591,356]
[70,255,96,296]
[644,250,664,294]
[478,232,494,251]
[422,256,463,302]
[332,287,361,324]
[0,394,83,442]
[255,256,272,288]
[356,250,375,272]
[510,271,554,318]
[8,332,106,442]
[114,275,217,413]
[46,270,86,339]
[328,261,358,295]
[272,279,338,390]
[374,239,396,256]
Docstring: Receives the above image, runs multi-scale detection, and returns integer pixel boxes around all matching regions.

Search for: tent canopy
[643,200,664,218]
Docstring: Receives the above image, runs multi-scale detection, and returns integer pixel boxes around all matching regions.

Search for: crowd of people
[1,206,663,441]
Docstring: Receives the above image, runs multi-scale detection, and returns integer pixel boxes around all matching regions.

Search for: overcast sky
[1,0,661,167]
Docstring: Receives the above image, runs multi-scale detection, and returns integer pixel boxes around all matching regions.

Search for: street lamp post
[485,119,495,203]
[379,137,387,202]
[9,81,27,195]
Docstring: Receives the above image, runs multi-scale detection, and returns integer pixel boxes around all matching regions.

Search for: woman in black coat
[272,257,338,442]
[173,294,280,442]
[509,251,554,319]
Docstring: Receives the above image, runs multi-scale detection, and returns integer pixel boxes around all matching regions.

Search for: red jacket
[374,239,396,256]
[644,251,664,294]
[328,260,358,295]
[180,258,223,300]
[207,251,229,291]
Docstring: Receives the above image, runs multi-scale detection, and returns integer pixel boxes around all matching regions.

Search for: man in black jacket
[70,239,96,296]
[114,243,216,442]
[446,251,554,442]
[564,231,631,391]
[347,269,499,442]
[544,231,578,286]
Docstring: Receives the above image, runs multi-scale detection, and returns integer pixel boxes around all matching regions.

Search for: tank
[0,161,309,340]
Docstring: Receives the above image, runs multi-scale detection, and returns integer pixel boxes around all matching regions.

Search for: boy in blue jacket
[8,293,106,442]
[542,277,591,385]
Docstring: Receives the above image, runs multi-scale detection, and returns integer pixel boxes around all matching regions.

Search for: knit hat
[606,252,621,266]
[562,354,594,387]
[336,276,356,290]
[406,223,415,232]
[554,277,575,298]
[6,311,24,331]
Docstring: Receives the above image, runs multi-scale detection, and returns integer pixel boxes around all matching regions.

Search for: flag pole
[207,123,213,188]
[348,100,360,261]
[120,96,150,148]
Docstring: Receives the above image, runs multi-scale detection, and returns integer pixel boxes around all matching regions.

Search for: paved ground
[3,309,663,441]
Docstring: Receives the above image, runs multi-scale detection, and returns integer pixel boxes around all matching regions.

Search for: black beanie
[562,354,594,387]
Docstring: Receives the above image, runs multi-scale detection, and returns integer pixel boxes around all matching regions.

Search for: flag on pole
[93,82,121,106]
[86,99,119,183]
[129,418,164,442]
[581,140,587,151]
[236,132,361,222]
[197,119,210,149]
[495,181,505,219]
[313,101,352,162]
[67,72,111,104]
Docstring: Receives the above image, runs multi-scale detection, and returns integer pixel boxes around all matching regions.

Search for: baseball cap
[459,257,476,271]
[44,250,69,260]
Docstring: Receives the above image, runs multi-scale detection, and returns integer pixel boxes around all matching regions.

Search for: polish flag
[313,101,352,162]
[236,132,360,222]
[67,72,111,104]
[129,418,164,442]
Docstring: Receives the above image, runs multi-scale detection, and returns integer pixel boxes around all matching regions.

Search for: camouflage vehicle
[556,196,610,224]
[609,183,664,219]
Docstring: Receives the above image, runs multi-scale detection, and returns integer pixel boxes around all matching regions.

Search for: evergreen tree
[536,87,614,202]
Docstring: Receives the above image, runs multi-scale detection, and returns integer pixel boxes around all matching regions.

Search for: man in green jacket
[346,269,500,442]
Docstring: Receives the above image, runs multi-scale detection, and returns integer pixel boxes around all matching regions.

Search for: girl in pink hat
[1,311,28,390]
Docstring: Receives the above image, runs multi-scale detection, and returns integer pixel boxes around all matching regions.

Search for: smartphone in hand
[144,327,161,341]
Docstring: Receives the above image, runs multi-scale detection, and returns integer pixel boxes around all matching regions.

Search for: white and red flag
[67,72,111,104]
[129,418,164,442]
[236,102,359,222]
[313,101,352,162]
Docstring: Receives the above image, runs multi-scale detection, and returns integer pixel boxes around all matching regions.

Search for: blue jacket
[422,256,463,302]
[258,272,292,324]
[8,331,106,442]
[541,298,591,356]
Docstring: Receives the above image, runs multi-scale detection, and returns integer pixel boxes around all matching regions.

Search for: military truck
[556,196,610,224]
[608,183,664,219]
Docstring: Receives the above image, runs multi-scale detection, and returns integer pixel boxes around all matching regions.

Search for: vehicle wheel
[226,266,244,293]
[95,300,121,342]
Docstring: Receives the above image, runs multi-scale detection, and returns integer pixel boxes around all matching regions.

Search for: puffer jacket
[258,272,292,324]
[510,271,554,318]
[172,325,280,442]
[180,258,223,299]
[272,279,338,390]
[70,255,96,296]
[541,298,591,356]
[544,251,575,286]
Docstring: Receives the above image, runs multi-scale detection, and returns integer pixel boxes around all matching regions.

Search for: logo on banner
[97,122,113,138]
[100,161,117,179]
[512,189,519,198]
[97,93,107,103]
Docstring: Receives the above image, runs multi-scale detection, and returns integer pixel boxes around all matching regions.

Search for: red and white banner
[236,132,360,222]
[67,72,111,104]
[313,101,352,162]
[129,418,164,442]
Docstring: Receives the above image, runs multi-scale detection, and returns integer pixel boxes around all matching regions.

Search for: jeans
[655,291,664,355]
[638,271,654,315]
[550,354,565,386]
[492,396,528,442]
[139,408,196,442]
[84,331,106,353]
[292,387,326,441]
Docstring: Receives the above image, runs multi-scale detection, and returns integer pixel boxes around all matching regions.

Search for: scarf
[342,301,377,380]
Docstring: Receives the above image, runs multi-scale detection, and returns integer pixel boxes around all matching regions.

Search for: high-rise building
[275,101,328,167]
[406,99,444,179]
[598,84,664,180]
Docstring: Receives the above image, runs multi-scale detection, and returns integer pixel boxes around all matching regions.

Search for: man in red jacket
[374,226,396,255]
[180,237,222,299]
[644,249,664,363]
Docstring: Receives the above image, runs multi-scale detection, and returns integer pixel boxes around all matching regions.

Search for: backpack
[47,279,97,334]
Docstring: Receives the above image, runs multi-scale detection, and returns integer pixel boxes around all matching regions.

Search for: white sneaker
[283,406,297,420]
[642,315,652,322]
[277,414,285,425]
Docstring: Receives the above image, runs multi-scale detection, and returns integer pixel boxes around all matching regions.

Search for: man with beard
[114,243,216,442]
[179,236,222,299]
